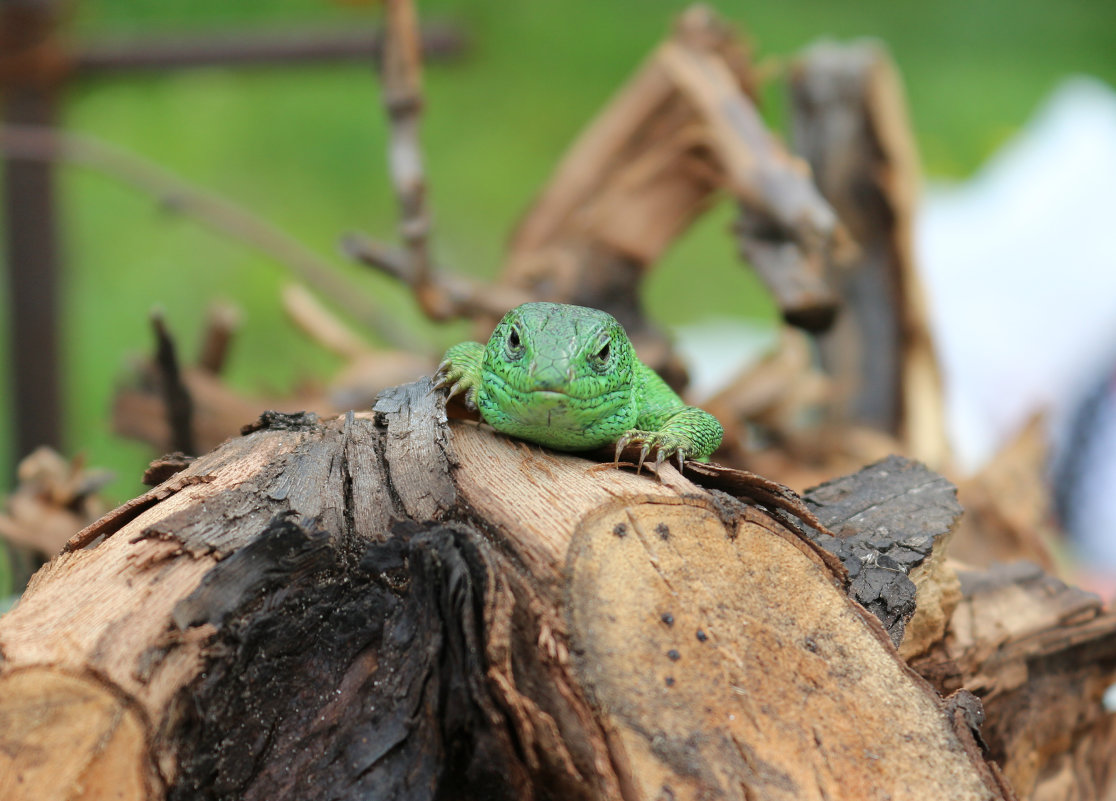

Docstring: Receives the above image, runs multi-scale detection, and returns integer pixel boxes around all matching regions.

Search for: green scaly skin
[434,302,723,473]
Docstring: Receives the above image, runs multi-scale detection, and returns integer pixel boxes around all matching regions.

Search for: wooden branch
[112,308,432,456]
[0,124,405,347]
[281,283,371,361]
[352,2,534,321]
[112,358,331,458]
[952,415,1057,570]
[0,447,110,558]
[0,381,1024,799]
[659,25,842,332]
[377,0,445,319]
[704,328,831,464]
[342,232,531,318]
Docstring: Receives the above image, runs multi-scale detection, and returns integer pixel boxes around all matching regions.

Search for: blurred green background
[4,0,1116,518]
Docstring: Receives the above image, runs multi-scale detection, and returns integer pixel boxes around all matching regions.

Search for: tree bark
[0,381,1041,800]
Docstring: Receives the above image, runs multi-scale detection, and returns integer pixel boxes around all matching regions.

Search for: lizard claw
[446,380,466,401]
[452,383,478,410]
[614,433,633,464]
[615,430,693,478]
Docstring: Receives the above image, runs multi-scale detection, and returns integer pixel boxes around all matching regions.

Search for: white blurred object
[917,76,1116,473]
[917,76,1116,565]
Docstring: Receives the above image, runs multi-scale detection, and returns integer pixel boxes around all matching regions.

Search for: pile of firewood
[0,4,1110,800]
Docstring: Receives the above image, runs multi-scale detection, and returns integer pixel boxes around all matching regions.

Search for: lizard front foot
[433,341,485,411]
[613,430,690,475]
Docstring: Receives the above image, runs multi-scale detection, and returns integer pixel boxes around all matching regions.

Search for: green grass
[5,0,1115,504]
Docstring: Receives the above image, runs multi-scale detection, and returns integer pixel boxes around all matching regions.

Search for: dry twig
[0,124,404,347]
[150,311,196,456]
[196,301,241,375]
[376,0,442,317]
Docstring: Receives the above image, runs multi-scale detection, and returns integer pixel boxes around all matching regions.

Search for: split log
[0,380,1016,800]
[951,415,1058,571]
[911,561,1116,800]
[789,40,949,470]
[785,44,1062,573]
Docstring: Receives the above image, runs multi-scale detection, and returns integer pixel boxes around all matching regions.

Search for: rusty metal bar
[72,24,466,74]
[2,88,62,463]
[2,1,65,472]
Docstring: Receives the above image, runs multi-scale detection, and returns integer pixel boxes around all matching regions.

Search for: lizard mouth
[502,388,576,428]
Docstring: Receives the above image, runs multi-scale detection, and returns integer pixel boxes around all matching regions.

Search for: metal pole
[2,1,64,474]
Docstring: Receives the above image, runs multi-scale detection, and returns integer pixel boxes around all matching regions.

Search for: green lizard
[434,302,723,473]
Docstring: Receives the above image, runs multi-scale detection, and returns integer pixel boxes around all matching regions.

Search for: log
[1,381,1017,799]
[911,561,1116,800]
[951,415,1058,571]
[789,40,949,470]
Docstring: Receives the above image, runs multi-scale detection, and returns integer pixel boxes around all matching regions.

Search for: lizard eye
[505,326,524,360]
[590,339,611,371]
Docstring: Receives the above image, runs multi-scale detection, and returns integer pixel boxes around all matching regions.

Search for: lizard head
[477,302,638,448]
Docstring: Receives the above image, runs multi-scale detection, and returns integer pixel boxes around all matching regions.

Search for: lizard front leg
[433,341,485,410]
[615,363,724,473]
